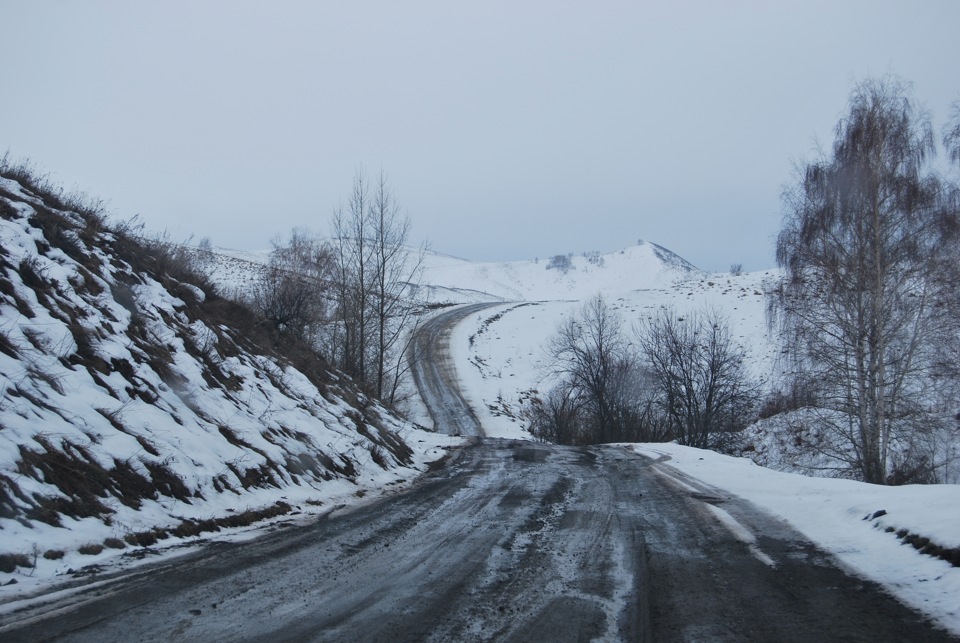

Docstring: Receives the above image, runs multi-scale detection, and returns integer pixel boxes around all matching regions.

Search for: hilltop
[417,242,701,303]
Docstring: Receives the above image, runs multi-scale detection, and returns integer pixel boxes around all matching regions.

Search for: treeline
[525,296,757,450]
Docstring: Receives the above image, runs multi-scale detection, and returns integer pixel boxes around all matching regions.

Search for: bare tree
[330,168,424,404]
[637,308,757,450]
[524,382,584,445]
[538,295,666,444]
[533,296,678,445]
[548,296,630,442]
[331,170,373,383]
[251,229,335,341]
[369,170,425,404]
[772,77,959,483]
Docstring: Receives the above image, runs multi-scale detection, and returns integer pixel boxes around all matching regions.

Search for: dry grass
[0,552,33,573]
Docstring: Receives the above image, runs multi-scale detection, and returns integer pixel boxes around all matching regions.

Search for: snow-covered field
[425,245,959,635]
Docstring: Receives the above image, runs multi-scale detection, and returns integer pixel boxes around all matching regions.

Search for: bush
[124,530,158,547]
[0,552,32,573]
[78,543,104,556]
[546,254,573,273]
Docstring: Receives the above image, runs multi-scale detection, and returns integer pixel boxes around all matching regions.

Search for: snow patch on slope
[0,175,458,601]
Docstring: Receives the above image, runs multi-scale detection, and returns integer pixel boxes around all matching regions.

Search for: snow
[420,242,700,303]
[628,443,960,634]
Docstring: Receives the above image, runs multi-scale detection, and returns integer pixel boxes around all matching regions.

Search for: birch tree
[772,77,956,483]
[330,168,424,403]
[369,170,424,404]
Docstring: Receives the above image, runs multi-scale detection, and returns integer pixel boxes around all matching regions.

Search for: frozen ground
[629,443,960,635]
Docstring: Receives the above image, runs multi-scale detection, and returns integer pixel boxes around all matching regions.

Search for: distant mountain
[193,239,703,305]
[418,241,703,303]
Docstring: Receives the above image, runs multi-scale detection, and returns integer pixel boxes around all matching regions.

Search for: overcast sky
[3,1,959,271]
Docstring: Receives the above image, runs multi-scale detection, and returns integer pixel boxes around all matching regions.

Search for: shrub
[124,530,158,547]
[0,552,32,573]
[546,254,573,273]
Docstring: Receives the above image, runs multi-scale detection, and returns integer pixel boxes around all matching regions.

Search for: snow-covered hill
[0,173,453,599]
[441,270,778,438]
[418,241,701,303]
[195,240,703,305]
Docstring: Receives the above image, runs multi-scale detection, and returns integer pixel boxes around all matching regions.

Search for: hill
[417,242,702,303]
[0,167,452,597]
[194,240,703,306]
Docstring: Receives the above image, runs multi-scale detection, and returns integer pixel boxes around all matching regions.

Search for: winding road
[0,305,953,641]
[409,303,497,436]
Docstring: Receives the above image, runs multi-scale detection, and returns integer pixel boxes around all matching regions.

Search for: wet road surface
[1,439,951,642]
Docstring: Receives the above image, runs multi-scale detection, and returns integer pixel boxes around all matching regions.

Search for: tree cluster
[546,254,573,273]
[254,169,423,407]
[771,77,960,484]
[252,229,335,343]
[327,169,424,405]
[527,296,756,448]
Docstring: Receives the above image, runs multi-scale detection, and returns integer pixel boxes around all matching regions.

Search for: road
[1,306,953,641]
[410,303,497,436]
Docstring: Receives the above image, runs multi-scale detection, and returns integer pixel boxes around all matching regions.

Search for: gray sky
[3,1,958,272]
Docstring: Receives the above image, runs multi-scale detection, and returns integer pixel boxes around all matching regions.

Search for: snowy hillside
[193,239,773,431]
[188,246,269,298]
[440,270,778,438]
[194,241,703,306]
[0,173,453,599]
[418,241,701,303]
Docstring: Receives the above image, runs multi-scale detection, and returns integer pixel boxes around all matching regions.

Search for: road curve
[409,303,500,436]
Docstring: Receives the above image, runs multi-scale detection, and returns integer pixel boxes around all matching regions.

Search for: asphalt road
[1,305,954,641]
